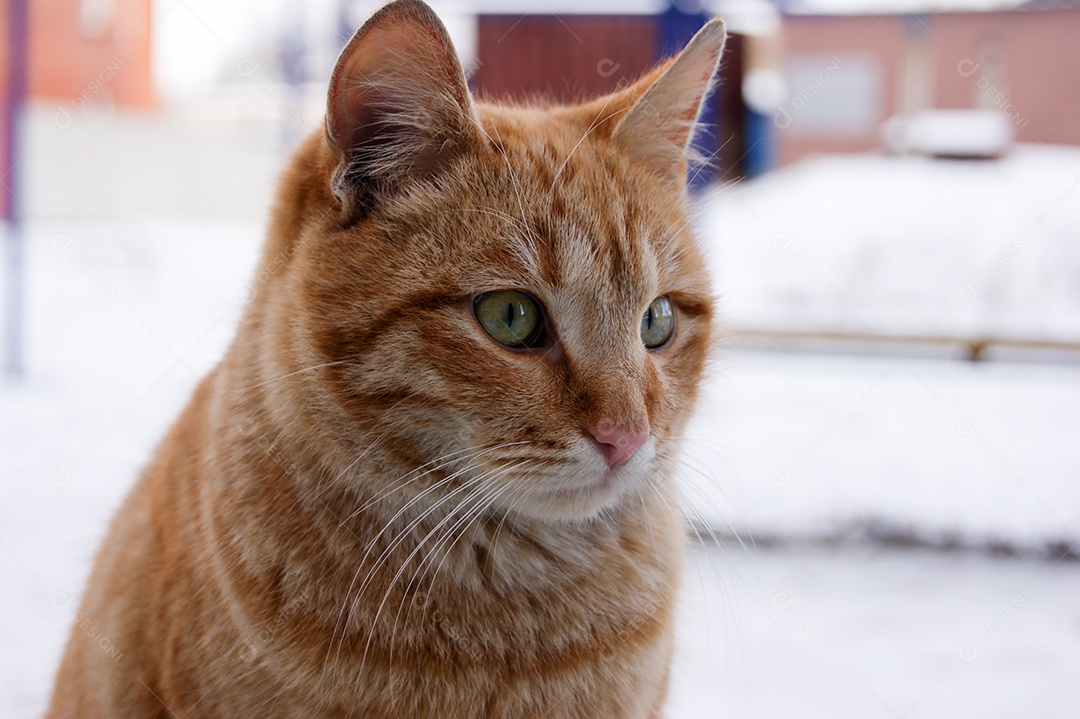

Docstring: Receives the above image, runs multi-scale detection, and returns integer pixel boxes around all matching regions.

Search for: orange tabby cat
[46,2,725,717]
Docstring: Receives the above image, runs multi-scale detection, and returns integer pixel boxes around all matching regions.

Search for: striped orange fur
[46,2,725,717]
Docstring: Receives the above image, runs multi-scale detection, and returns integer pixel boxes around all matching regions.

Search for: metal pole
[3,0,29,378]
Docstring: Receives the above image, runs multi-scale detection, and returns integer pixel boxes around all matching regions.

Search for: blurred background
[2,0,1078,716]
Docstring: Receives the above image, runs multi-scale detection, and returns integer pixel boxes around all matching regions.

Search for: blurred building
[472,1,1080,174]
[1,0,154,218]
[472,8,754,186]
[1,0,154,109]
[6,0,1079,200]
[775,4,1080,164]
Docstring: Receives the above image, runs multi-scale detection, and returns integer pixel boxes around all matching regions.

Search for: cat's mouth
[501,440,658,520]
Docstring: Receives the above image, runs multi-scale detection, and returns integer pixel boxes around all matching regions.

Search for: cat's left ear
[611,18,727,184]
[325,0,481,217]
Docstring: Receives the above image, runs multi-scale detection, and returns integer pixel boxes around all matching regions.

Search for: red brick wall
[473,16,748,181]
[473,15,659,105]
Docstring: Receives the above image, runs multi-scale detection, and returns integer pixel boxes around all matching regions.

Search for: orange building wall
[778,14,906,164]
[3,0,153,109]
[931,10,1080,147]
[778,9,1080,165]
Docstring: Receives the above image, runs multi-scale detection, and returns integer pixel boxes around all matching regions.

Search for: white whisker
[357,461,528,680]
[228,360,355,394]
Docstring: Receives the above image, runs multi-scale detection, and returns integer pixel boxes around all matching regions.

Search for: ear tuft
[326,0,479,217]
[611,18,727,184]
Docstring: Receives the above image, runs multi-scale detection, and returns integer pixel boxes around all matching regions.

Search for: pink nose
[590,425,650,469]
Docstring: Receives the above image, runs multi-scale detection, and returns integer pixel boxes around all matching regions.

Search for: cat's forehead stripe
[501,142,650,292]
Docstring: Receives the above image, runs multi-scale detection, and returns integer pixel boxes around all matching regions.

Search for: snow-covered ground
[685,146,1080,555]
[2,221,258,718]
[670,544,1080,719]
[700,145,1080,343]
[3,146,1079,716]
[684,350,1080,554]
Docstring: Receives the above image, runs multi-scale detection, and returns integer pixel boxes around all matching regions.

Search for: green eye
[473,290,544,349]
[641,296,675,349]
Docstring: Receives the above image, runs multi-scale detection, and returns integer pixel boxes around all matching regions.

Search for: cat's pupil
[641,296,675,349]
[474,290,543,349]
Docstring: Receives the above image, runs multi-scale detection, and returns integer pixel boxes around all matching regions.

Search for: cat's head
[276,0,724,522]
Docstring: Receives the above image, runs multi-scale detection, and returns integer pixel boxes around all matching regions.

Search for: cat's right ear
[325,0,481,219]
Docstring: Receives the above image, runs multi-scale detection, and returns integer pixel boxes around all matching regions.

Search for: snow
[682,145,1080,555]
[697,145,1080,342]
[680,351,1080,552]
[4,145,1080,715]
[884,110,1014,159]
[670,545,1080,718]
